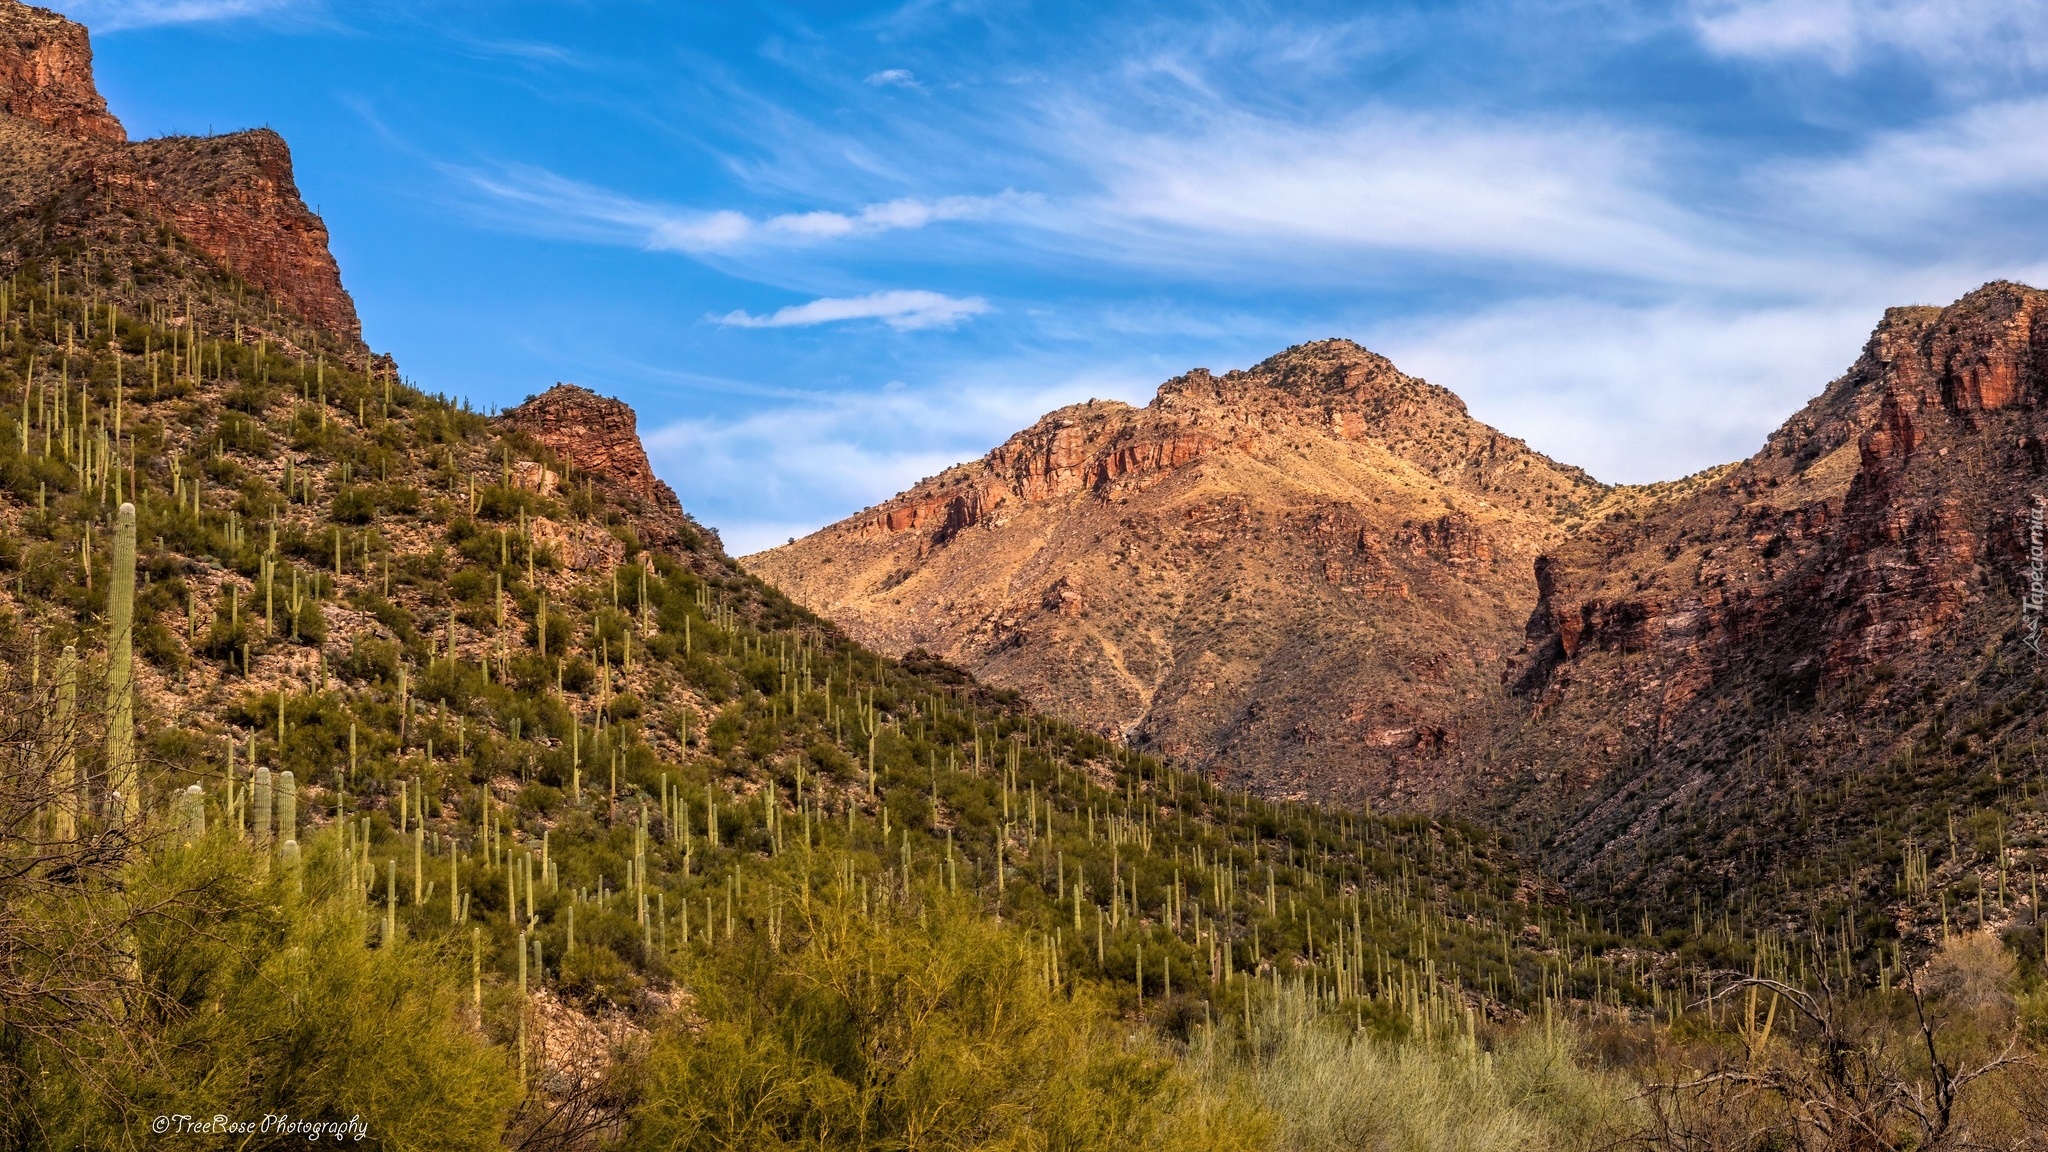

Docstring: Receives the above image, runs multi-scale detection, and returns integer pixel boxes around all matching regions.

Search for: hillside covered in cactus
[0,10,1657,1133]
[0,239,1675,1143]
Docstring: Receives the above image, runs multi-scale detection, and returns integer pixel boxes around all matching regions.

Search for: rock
[0,2,122,143]
[125,130,361,341]
[0,1,361,343]
[500,384,664,500]
[499,383,708,554]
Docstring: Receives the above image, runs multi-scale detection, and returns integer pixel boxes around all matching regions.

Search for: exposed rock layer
[0,0,360,342]
[501,383,709,553]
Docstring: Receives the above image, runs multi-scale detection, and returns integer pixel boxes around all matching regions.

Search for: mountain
[1498,282,2048,930]
[754,286,2048,939]
[0,1,359,344]
[0,7,1659,1141]
[748,340,1605,805]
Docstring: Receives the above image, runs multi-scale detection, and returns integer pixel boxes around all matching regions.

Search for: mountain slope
[1496,282,2048,938]
[755,284,2048,953]
[749,340,1604,804]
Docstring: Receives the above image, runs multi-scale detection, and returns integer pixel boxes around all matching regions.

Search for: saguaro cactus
[105,503,136,821]
[275,770,296,847]
[252,766,272,848]
[52,644,77,840]
[175,784,205,842]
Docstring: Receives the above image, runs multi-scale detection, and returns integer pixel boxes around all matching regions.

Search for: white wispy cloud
[1688,0,2048,76]
[864,68,924,90]
[1007,98,1836,293]
[59,0,301,31]
[395,5,2048,543]
[1373,296,1886,484]
[454,164,1024,255]
[714,290,989,330]
[1760,96,2048,236]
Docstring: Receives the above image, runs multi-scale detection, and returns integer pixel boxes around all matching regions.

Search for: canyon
[753,283,2048,914]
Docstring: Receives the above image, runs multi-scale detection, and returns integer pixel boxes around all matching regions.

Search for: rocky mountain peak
[128,129,362,341]
[0,1,362,344]
[0,2,123,143]
[748,341,1604,802]
[502,384,662,500]
[498,383,709,552]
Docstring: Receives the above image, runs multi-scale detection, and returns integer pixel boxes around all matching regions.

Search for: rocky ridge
[0,0,360,342]
[749,339,1605,803]
[501,382,712,554]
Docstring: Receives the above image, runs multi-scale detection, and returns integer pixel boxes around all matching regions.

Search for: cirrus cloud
[452,163,1026,255]
[713,290,991,330]
[56,0,304,31]
[1688,0,2048,77]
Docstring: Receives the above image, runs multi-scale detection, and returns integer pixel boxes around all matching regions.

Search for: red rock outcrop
[0,1,362,343]
[126,131,361,341]
[499,384,709,553]
[502,384,663,500]
[0,2,121,143]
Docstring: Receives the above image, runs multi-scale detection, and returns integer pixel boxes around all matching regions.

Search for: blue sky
[54,0,2048,552]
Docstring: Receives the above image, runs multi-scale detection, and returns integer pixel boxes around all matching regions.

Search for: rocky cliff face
[126,131,360,341]
[749,339,1605,803]
[0,0,361,343]
[1499,284,2048,862]
[0,2,121,142]
[1514,283,2046,719]
[500,383,711,554]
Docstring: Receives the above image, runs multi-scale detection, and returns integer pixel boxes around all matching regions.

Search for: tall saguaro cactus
[252,767,272,849]
[53,644,77,840]
[105,502,136,821]
[275,770,296,846]
[175,784,205,843]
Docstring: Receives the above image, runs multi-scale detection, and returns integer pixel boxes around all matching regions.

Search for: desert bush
[624,885,1263,1152]
[1193,991,1638,1152]
[7,824,519,1149]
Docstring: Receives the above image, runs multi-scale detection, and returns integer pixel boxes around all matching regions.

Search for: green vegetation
[0,259,2039,1149]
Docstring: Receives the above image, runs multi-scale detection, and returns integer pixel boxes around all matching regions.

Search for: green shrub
[1192,997,1639,1152]
[18,831,520,1149]
[330,485,376,524]
[625,890,1261,1152]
